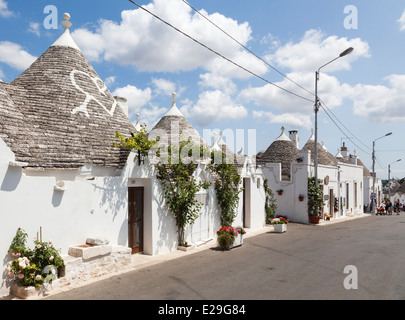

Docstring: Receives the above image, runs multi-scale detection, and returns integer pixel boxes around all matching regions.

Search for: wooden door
[128,187,144,254]
[329,189,334,217]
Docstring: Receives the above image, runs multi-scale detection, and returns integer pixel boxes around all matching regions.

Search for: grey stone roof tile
[0,41,135,170]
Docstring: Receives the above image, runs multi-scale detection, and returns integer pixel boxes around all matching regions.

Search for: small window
[257,178,261,188]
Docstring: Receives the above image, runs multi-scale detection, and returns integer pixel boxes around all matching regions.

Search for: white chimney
[289,130,299,149]
[114,96,128,117]
[349,150,358,165]
[340,142,349,158]
[299,149,311,165]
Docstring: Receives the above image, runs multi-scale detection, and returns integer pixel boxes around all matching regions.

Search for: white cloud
[104,76,116,87]
[112,85,152,117]
[71,0,266,78]
[71,28,105,62]
[138,104,168,128]
[0,0,13,18]
[398,9,405,31]
[252,110,312,128]
[239,29,371,128]
[266,29,370,73]
[180,90,247,126]
[28,22,41,37]
[152,78,176,96]
[0,41,37,70]
[349,74,405,123]
[240,71,352,114]
[198,72,237,95]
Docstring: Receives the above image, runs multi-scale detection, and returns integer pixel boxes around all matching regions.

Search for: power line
[181,0,314,98]
[319,101,371,156]
[319,97,372,152]
[128,0,313,103]
[181,0,375,155]
[375,150,405,152]
[129,0,382,161]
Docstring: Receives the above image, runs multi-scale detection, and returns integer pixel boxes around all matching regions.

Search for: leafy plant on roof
[114,124,158,157]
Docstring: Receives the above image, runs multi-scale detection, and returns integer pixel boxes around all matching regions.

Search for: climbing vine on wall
[264,179,278,223]
[155,141,211,247]
[208,151,243,227]
[307,177,324,216]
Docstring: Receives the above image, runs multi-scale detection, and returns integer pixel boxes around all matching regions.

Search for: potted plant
[7,228,65,299]
[216,226,246,250]
[298,194,305,201]
[276,189,283,195]
[307,177,324,224]
[233,226,246,247]
[270,216,289,233]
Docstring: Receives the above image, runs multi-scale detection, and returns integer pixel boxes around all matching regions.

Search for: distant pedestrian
[387,201,393,215]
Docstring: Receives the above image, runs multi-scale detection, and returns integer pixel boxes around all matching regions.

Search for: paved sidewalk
[314,212,371,226]
[129,225,275,270]
[8,213,371,299]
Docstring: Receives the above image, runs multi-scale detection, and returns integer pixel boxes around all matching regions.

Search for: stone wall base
[11,244,132,299]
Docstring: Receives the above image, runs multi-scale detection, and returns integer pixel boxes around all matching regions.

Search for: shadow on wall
[1,239,14,296]
[92,176,128,246]
[154,181,177,254]
[0,166,22,192]
[52,190,64,207]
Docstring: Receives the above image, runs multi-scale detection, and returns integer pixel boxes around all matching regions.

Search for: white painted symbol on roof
[70,70,117,118]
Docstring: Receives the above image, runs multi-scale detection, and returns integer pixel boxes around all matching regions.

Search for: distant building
[258,128,375,223]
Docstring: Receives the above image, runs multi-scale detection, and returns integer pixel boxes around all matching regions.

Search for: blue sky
[1,0,405,179]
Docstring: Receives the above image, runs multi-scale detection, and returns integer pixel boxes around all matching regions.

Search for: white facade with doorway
[258,128,367,224]
[0,17,266,297]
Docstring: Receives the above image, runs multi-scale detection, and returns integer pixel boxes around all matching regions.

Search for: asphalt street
[44,213,405,301]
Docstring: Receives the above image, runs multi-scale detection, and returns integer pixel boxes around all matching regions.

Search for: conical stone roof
[258,127,299,180]
[148,93,205,148]
[0,14,135,170]
[301,130,336,166]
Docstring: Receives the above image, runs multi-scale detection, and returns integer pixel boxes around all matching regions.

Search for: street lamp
[314,47,354,186]
[372,132,392,213]
[388,159,401,199]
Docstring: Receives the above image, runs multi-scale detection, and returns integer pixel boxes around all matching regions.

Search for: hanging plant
[208,151,243,227]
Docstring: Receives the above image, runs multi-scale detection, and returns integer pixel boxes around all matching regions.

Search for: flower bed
[270,216,289,225]
[7,228,65,294]
[270,216,289,233]
[216,226,246,250]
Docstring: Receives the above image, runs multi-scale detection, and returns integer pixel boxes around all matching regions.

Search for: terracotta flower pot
[309,215,320,224]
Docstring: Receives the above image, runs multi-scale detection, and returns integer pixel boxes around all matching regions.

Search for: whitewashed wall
[1,143,266,297]
[337,162,364,216]
[261,161,310,224]
[0,143,130,297]
[260,149,366,224]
